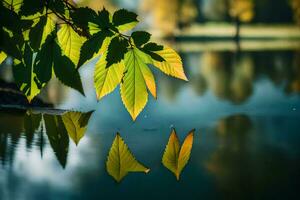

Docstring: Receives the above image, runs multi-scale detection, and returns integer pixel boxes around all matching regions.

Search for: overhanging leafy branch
[0,0,188,120]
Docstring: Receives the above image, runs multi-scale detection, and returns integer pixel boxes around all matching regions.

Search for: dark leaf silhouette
[96,8,110,29]
[71,7,98,30]
[35,33,84,95]
[113,9,138,27]
[20,0,44,16]
[131,31,151,47]
[78,30,113,67]
[106,37,128,68]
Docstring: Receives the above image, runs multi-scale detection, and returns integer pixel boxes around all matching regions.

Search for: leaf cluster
[0,0,188,120]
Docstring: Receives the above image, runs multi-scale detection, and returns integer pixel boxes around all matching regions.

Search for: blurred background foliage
[75,0,300,35]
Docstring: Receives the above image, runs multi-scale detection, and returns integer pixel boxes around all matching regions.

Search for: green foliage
[0,0,188,121]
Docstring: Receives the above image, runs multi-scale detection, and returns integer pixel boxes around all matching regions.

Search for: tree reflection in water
[161,50,300,104]
[205,114,300,199]
[0,110,93,169]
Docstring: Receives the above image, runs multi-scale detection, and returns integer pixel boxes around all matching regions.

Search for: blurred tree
[228,0,254,44]
[290,0,300,25]
[141,0,198,36]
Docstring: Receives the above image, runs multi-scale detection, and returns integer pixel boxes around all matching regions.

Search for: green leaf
[94,51,125,99]
[112,9,138,31]
[57,24,86,66]
[29,16,55,51]
[106,36,128,68]
[162,129,195,180]
[12,44,42,102]
[44,114,69,168]
[78,30,113,67]
[62,111,93,145]
[20,0,44,16]
[120,48,156,120]
[131,31,151,47]
[106,133,150,182]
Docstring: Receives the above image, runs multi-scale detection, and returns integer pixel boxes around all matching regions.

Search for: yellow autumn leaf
[61,111,93,145]
[162,128,195,180]
[0,51,7,64]
[57,24,86,66]
[153,47,188,81]
[120,48,157,120]
[94,51,125,99]
[106,133,150,182]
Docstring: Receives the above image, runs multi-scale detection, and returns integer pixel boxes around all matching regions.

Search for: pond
[1,48,300,200]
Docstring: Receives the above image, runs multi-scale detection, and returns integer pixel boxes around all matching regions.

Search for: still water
[1,49,300,200]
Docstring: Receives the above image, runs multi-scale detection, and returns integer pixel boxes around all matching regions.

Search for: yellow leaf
[94,51,125,99]
[153,47,188,81]
[0,52,7,64]
[162,129,195,180]
[61,111,93,145]
[106,133,150,182]
[57,24,86,66]
[120,48,157,120]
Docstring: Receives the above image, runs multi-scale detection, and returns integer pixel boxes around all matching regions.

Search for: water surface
[1,49,300,200]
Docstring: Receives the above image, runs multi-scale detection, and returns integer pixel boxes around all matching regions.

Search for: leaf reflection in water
[0,109,94,169]
[162,128,195,180]
[106,133,150,182]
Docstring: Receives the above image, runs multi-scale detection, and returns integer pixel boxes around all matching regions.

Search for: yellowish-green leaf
[162,129,195,180]
[57,24,86,66]
[94,51,125,99]
[106,133,150,182]
[120,48,157,120]
[117,21,138,32]
[0,52,7,64]
[41,16,56,47]
[88,22,101,35]
[61,111,93,145]
[153,47,188,81]
[3,0,23,13]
